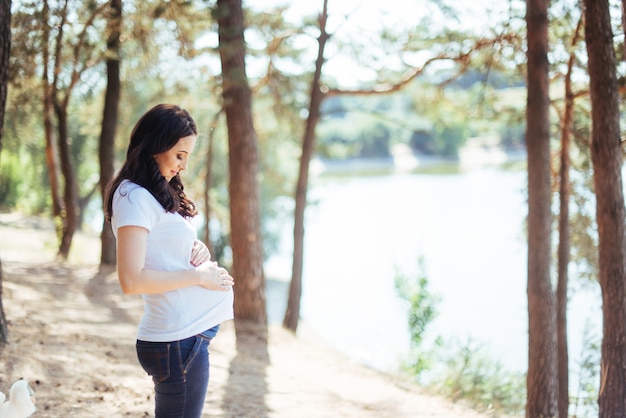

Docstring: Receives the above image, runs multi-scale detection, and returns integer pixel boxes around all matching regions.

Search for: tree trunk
[622,0,626,60]
[525,0,558,416]
[556,55,572,418]
[0,0,7,147]
[42,0,63,218]
[55,102,79,259]
[202,110,221,256]
[99,0,122,266]
[0,259,6,345]
[283,0,329,332]
[49,0,77,260]
[0,0,11,345]
[556,17,581,418]
[584,0,626,415]
[215,0,266,324]
[49,0,106,259]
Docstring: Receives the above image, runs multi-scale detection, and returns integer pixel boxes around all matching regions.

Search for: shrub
[394,262,440,378]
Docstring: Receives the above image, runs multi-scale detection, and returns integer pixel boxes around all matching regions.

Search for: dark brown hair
[105,104,198,222]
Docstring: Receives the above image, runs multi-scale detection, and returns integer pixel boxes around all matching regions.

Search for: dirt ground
[0,213,489,417]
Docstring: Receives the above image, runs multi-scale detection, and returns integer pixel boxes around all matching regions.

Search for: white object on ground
[0,380,36,418]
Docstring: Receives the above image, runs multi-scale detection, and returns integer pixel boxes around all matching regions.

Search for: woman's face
[154,135,197,182]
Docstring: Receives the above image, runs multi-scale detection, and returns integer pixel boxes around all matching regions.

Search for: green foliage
[70,99,102,201]
[395,261,526,417]
[318,90,478,160]
[568,126,599,286]
[395,273,438,348]
[0,152,20,210]
[498,120,525,151]
[433,339,526,417]
[255,103,301,261]
[316,113,395,159]
[432,120,468,158]
[571,321,600,418]
[394,262,440,378]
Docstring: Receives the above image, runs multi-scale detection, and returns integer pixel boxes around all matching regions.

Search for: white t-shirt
[111,180,234,342]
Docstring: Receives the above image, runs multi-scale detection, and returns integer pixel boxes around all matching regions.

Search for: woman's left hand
[190,239,211,267]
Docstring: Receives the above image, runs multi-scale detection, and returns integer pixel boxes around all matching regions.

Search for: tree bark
[215,0,266,324]
[556,70,571,418]
[283,0,329,332]
[42,0,63,218]
[0,0,7,148]
[584,0,626,415]
[525,0,558,416]
[50,0,106,259]
[0,0,11,345]
[54,102,78,259]
[622,0,626,60]
[202,110,222,257]
[556,17,582,418]
[49,0,77,260]
[99,0,122,266]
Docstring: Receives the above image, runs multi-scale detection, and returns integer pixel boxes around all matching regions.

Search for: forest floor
[0,213,491,417]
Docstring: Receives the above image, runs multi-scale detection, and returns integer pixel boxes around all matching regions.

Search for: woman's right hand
[195,262,234,291]
[190,239,211,267]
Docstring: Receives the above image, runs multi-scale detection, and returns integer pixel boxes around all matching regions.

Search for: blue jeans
[136,335,213,418]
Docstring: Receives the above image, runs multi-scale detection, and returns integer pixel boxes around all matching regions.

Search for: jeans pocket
[136,340,171,384]
[180,337,209,375]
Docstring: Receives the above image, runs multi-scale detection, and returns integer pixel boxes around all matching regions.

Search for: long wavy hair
[105,104,198,222]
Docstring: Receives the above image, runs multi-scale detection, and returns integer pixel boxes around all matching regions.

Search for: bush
[0,152,21,209]
[395,262,440,378]
[433,339,526,417]
[396,261,526,417]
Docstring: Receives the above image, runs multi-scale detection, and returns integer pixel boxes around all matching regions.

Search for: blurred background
[1,0,610,415]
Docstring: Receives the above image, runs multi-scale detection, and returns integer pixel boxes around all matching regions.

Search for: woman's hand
[190,239,211,267]
[118,226,213,295]
[195,261,234,291]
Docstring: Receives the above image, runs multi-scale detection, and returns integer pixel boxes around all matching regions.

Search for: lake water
[265,163,603,377]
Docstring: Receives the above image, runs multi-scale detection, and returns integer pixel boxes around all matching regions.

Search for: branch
[323,53,446,97]
[323,31,521,98]
[52,0,69,95]
[251,29,300,94]
[68,2,109,95]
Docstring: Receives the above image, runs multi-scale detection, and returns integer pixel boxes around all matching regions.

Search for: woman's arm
[116,226,234,295]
